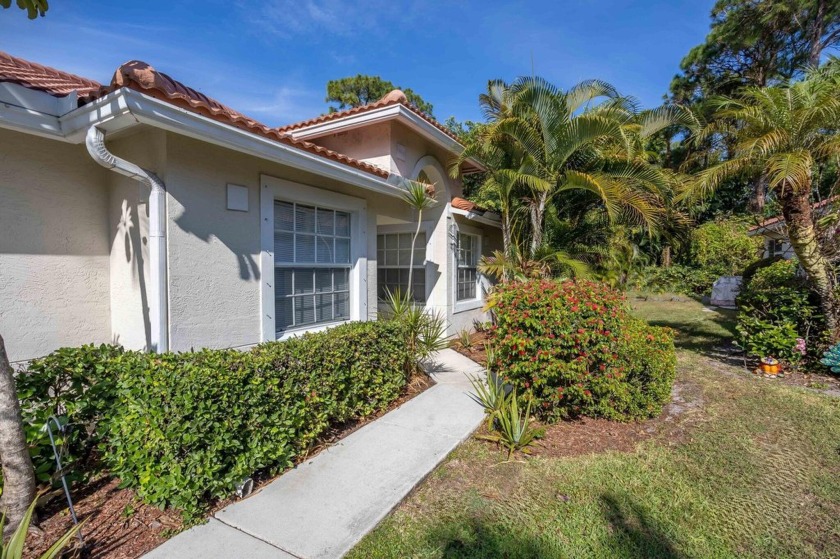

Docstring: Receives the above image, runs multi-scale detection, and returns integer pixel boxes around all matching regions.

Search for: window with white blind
[457,232,479,301]
[274,200,351,332]
[377,232,426,302]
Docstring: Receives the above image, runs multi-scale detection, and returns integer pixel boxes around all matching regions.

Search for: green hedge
[488,279,676,421]
[16,320,411,519]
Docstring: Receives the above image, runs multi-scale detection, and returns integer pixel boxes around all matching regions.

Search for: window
[457,232,479,301]
[377,232,426,302]
[274,200,351,332]
[768,238,784,257]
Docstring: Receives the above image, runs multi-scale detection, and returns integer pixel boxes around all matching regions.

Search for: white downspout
[85,126,169,353]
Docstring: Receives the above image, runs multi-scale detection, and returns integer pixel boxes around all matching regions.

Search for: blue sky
[1,1,714,126]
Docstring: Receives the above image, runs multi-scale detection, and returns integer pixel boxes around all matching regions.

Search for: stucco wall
[164,133,405,351]
[105,128,167,351]
[0,128,112,363]
[309,122,393,174]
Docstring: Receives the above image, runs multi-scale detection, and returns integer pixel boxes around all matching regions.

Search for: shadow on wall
[116,199,151,350]
[172,194,260,282]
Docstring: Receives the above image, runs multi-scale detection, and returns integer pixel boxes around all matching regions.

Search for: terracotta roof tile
[0,50,103,97]
[451,196,481,212]
[93,61,390,179]
[277,89,462,143]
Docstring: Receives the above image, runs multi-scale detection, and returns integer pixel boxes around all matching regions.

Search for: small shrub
[735,259,825,363]
[488,279,676,422]
[382,289,447,374]
[455,328,473,351]
[468,374,507,430]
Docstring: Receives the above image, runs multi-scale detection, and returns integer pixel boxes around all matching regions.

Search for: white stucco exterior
[0,128,112,362]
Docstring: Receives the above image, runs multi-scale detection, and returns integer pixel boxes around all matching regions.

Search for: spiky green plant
[455,328,473,351]
[1,498,81,559]
[468,374,507,430]
[400,179,436,298]
[383,289,447,375]
[478,391,544,461]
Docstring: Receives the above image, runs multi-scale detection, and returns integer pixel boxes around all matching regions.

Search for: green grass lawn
[348,295,840,559]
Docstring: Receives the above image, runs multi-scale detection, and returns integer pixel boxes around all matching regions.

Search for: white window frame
[376,222,432,304]
[453,224,484,313]
[260,175,367,341]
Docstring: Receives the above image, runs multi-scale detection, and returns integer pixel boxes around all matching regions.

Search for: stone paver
[142,349,484,559]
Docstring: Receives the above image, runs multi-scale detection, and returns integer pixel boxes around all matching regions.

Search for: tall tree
[671,0,840,104]
[326,75,434,115]
[686,67,840,338]
[0,334,36,535]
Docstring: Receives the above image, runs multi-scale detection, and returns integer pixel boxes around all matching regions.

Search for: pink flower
[795,338,807,356]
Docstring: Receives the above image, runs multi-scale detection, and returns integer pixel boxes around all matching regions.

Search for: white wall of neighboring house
[0,128,112,363]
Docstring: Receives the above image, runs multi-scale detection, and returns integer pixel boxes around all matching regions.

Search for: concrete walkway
[143,349,485,559]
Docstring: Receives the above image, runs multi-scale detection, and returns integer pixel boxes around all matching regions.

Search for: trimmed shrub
[16,344,137,483]
[15,320,411,519]
[735,259,826,363]
[691,219,763,276]
[630,265,718,296]
[487,279,676,422]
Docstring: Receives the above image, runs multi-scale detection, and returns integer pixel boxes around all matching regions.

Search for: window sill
[453,298,484,314]
[275,319,351,341]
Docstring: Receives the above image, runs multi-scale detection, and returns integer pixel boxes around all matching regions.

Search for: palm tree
[686,67,840,337]
[456,77,670,262]
[0,334,36,536]
[399,179,436,300]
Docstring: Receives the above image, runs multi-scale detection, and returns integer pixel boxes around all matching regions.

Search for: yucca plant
[455,328,473,351]
[468,374,507,430]
[2,498,81,559]
[478,391,544,461]
[383,289,447,375]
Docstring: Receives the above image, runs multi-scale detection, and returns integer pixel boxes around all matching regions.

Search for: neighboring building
[0,52,501,363]
[748,196,838,260]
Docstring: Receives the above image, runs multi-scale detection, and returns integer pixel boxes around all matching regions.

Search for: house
[748,196,838,260]
[0,52,502,364]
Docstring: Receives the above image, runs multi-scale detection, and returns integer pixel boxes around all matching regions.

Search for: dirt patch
[533,380,704,458]
[23,372,434,559]
[24,478,181,559]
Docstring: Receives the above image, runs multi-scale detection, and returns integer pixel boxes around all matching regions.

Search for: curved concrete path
[143,349,485,559]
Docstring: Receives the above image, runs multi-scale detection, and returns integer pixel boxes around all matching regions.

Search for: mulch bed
[23,372,434,559]
[453,332,704,459]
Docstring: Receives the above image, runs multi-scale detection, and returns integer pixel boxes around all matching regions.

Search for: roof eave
[288,104,484,171]
[450,206,502,228]
[55,88,406,199]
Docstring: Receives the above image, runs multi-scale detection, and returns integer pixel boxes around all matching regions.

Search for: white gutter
[450,206,502,228]
[85,126,169,353]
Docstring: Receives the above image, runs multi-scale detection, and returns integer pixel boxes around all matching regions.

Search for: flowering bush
[487,279,676,421]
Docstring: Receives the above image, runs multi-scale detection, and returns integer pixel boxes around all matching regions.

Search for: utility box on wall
[227,184,249,212]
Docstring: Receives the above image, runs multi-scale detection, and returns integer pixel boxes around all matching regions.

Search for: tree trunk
[0,334,36,536]
[779,187,840,341]
[808,0,827,67]
[661,245,672,268]
[406,208,423,301]
[529,191,548,258]
[501,212,512,283]
[749,175,766,215]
